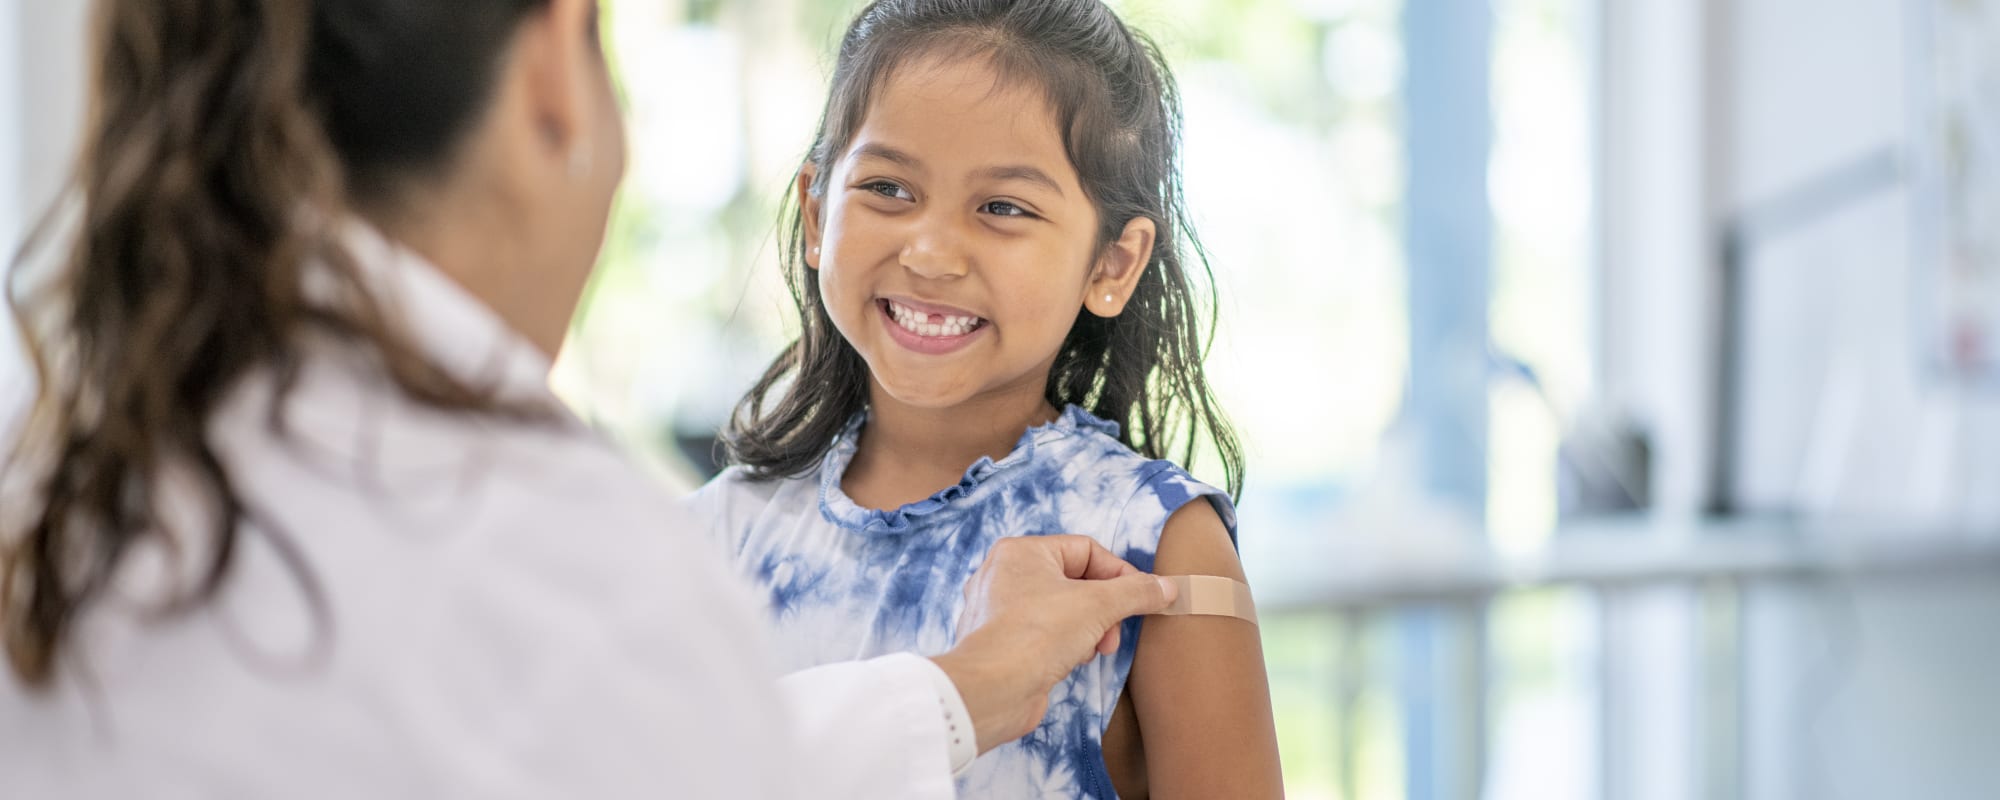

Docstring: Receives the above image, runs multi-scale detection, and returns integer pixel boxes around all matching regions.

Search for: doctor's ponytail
[4,0,547,688]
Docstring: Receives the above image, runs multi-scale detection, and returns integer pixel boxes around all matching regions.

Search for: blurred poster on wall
[1914,0,2000,380]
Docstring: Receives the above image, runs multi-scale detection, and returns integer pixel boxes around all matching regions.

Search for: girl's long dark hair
[725,0,1244,498]
[2,0,549,688]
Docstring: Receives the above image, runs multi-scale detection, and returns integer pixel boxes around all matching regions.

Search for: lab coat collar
[323,219,557,403]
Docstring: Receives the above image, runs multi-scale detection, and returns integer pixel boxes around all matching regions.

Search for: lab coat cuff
[778,652,959,799]
[913,653,978,777]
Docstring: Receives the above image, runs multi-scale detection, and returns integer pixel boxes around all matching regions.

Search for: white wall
[1598,1,2000,798]
[1729,0,2000,524]
[1720,0,2000,798]
[1,1,89,432]
[0,0,18,252]
[1594,3,1728,797]
[12,1,88,217]
[2,0,29,423]
[1597,0,1725,522]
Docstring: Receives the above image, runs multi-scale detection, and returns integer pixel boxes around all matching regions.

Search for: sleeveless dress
[691,405,1236,799]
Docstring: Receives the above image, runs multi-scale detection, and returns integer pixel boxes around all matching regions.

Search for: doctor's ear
[798,163,826,270]
[516,0,610,172]
[1085,216,1156,318]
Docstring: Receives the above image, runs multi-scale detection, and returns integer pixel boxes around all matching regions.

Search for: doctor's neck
[357,4,624,362]
[365,183,576,361]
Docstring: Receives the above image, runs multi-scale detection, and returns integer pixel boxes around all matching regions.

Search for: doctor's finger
[1042,535,1136,581]
[1085,572,1178,623]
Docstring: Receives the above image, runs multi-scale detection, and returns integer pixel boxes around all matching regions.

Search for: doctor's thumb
[1092,573,1178,624]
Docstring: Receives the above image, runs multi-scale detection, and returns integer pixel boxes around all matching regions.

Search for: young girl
[693,1,1283,797]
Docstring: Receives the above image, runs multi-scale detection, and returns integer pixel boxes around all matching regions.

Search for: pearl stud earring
[1104,294,1115,303]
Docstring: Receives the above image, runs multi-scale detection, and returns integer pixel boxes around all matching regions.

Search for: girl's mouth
[878,298,988,355]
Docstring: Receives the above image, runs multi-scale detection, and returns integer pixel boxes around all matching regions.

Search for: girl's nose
[899,224,970,280]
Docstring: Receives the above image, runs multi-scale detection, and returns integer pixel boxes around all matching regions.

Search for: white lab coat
[0,224,958,799]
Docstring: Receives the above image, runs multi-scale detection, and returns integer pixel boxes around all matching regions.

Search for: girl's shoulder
[692,463,795,503]
[1029,407,1238,553]
[1111,458,1239,554]
[686,464,820,555]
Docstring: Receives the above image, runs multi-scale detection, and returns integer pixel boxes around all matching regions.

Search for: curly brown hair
[2,0,556,688]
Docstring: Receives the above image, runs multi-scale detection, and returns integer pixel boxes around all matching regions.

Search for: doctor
[0,1,1176,797]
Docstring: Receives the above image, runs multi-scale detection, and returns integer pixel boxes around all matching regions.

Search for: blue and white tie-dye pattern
[691,405,1237,799]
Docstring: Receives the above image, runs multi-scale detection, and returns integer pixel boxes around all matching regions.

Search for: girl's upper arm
[1127,498,1285,799]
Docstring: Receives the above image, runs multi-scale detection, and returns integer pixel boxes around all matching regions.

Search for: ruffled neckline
[817,404,1121,536]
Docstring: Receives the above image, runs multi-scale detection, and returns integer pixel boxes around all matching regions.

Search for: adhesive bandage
[1152,575,1258,624]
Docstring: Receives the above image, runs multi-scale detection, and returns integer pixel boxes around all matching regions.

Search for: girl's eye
[981,200,1033,218]
[863,181,913,201]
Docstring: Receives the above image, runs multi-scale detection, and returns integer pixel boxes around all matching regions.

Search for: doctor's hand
[930,535,1179,756]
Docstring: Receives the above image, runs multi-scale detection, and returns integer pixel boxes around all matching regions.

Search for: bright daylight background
[557,2,1595,798]
[7,1,2000,798]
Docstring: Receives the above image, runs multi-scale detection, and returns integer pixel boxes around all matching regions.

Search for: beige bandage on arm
[1151,575,1258,624]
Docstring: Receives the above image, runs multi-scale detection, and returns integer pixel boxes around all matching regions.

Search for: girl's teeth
[887,301,981,338]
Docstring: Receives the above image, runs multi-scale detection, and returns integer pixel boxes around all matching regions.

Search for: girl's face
[800,55,1150,412]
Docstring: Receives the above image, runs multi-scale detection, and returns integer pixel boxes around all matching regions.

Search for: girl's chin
[860,359,985,408]
[869,377,979,411]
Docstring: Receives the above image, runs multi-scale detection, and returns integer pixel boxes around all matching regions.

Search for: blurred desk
[1248,516,2000,800]
[1255,515,2000,614]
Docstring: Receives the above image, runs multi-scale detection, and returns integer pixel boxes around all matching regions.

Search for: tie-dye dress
[690,405,1236,799]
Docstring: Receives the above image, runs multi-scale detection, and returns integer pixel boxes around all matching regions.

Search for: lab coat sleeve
[779,653,960,800]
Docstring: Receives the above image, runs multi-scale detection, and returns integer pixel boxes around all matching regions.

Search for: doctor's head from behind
[4,0,623,687]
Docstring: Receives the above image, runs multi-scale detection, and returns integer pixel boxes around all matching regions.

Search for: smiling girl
[691,1,1283,797]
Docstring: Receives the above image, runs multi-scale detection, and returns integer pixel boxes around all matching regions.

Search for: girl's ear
[1086,216,1157,318]
[799,163,826,270]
